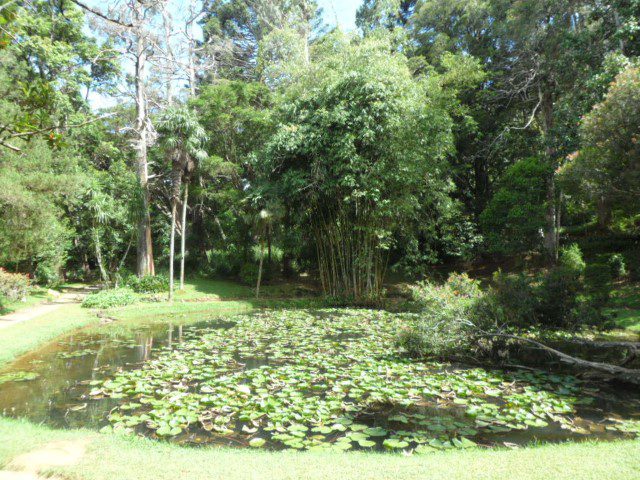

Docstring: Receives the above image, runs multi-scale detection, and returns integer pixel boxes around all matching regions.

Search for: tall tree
[156,106,207,299]
[259,33,455,299]
[71,0,178,276]
[199,0,322,81]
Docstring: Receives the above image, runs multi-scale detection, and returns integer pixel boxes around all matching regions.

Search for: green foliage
[239,263,261,286]
[480,158,550,255]
[402,273,489,358]
[125,275,169,294]
[34,262,61,287]
[622,250,640,281]
[0,141,77,274]
[0,269,29,303]
[490,272,538,327]
[559,244,586,274]
[534,267,586,327]
[82,288,138,309]
[584,264,614,304]
[571,66,640,211]
[203,247,243,278]
[608,254,627,278]
[260,34,455,298]
[492,264,606,330]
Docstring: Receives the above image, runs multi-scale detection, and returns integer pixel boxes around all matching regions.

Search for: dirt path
[0,288,94,330]
[0,438,92,480]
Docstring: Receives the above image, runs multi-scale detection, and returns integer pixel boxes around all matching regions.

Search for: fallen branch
[481,333,640,386]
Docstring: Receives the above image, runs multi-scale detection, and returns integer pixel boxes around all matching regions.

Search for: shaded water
[0,322,233,429]
[0,316,638,450]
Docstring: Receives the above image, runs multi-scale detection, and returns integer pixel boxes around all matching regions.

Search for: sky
[318,0,360,32]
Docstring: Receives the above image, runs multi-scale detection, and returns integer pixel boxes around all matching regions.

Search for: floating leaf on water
[0,371,40,384]
[364,427,387,437]
[249,438,266,447]
[383,438,409,450]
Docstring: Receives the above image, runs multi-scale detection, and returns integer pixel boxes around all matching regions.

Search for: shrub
[402,273,492,358]
[584,263,613,304]
[491,271,537,327]
[622,249,640,281]
[204,247,243,277]
[608,253,627,278]
[125,274,169,294]
[0,269,29,302]
[559,244,586,274]
[239,263,261,286]
[535,267,583,328]
[82,288,138,309]
[479,157,550,255]
[34,262,61,287]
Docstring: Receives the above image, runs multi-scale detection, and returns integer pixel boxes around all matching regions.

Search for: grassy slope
[0,279,638,479]
[0,303,98,365]
[607,283,640,332]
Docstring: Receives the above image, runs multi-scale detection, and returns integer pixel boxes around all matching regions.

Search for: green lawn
[0,418,638,480]
[0,303,98,365]
[171,277,320,301]
[0,281,639,479]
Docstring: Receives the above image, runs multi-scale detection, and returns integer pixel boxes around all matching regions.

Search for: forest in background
[0,0,639,303]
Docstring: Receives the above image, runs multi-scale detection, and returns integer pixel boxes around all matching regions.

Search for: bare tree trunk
[187,0,198,96]
[256,238,265,299]
[169,200,176,301]
[597,195,612,229]
[135,31,154,277]
[93,228,109,285]
[161,5,175,104]
[541,86,558,264]
[179,182,188,290]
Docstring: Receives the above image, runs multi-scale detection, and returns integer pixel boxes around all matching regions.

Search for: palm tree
[156,107,207,300]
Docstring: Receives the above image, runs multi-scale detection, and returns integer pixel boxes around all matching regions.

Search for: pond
[0,309,638,453]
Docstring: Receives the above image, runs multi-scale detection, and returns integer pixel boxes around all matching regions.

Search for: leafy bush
[490,271,537,327]
[239,263,261,286]
[82,288,138,309]
[125,274,169,294]
[584,263,613,304]
[559,244,586,274]
[535,267,584,328]
[0,269,29,302]
[622,249,640,281]
[480,157,550,255]
[401,273,492,358]
[608,253,627,278]
[34,261,61,287]
[204,247,243,277]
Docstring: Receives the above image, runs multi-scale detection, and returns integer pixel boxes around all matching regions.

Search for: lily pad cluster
[0,371,40,385]
[90,309,633,451]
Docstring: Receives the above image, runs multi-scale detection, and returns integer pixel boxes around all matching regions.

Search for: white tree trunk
[169,200,176,301]
[180,182,188,290]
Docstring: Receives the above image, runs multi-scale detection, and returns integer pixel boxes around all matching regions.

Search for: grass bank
[0,303,98,365]
[0,418,638,480]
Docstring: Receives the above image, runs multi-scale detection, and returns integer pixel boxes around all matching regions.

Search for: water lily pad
[249,438,266,447]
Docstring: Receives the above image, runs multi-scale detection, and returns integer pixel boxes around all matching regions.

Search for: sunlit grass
[0,418,639,480]
[606,283,640,332]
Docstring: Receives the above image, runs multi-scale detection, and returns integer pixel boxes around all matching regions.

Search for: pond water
[0,309,638,453]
